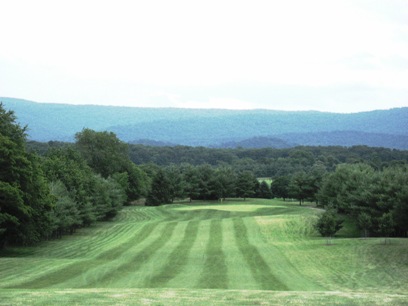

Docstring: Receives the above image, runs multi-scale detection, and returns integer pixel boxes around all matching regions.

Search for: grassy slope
[1,199,408,305]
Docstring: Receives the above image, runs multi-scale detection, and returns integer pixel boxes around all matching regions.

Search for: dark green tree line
[1,104,148,247]
[0,104,53,247]
[319,163,408,237]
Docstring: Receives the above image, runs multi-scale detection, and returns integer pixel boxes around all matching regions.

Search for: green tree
[210,166,236,201]
[308,161,327,205]
[145,170,172,206]
[0,104,53,247]
[358,212,372,238]
[271,176,290,200]
[49,181,81,237]
[318,163,376,214]
[378,212,394,245]
[42,147,98,227]
[382,165,408,236]
[75,129,129,178]
[236,171,257,200]
[75,129,148,202]
[392,188,408,237]
[125,163,149,201]
[92,175,126,220]
[196,164,215,200]
[182,165,201,202]
[315,210,344,245]
[165,165,186,202]
[289,171,311,205]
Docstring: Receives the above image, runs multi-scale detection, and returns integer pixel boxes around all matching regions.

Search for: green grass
[1,199,408,305]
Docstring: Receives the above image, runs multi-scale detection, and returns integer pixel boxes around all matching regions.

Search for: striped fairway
[1,199,408,304]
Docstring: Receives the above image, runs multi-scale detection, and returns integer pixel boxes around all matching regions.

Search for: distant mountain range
[2,97,408,149]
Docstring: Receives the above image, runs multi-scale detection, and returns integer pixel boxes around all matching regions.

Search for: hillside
[218,132,408,149]
[2,97,408,149]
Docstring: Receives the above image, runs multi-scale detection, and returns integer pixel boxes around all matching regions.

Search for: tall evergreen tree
[145,170,172,206]
[236,171,258,200]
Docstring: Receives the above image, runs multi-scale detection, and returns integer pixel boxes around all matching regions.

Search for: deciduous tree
[0,104,53,247]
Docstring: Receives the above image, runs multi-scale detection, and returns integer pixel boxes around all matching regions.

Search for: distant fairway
[1,199,408,305]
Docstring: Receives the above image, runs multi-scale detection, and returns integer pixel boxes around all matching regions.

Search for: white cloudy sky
[1,0,407,112]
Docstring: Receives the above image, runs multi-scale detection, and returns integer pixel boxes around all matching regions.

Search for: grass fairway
[1,199,408,305]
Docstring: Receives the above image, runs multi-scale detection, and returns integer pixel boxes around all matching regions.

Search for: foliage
[75,129,130,178]
[182,165,201,202]
[314,210,344,244]
[236,171,258,200]
[42,147,127,226]
[289,171,312,205]
[271,176,290,200]
[358,212,372,238]
[319,163,408,237]
[145,170,172,206]
[48,181,81,237]
[164,165,186,202]
[210,167,237,201]
[75,128,148,201]
[42,147,98,226]
[0,104,53,247]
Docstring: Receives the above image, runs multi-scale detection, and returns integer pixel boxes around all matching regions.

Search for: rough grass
[1,199,408,305]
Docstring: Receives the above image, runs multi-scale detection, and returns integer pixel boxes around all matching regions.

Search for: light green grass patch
[1,288,408,305]
[173,203,285,212]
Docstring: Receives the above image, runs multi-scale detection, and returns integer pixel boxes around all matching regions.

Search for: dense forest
[1,103,408,249]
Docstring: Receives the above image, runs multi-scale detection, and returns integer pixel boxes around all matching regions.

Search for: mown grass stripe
[45,223,142,259]
[7,223,159,289]
[95,222,159,261]
[144,220,200,287]
[232,217,288,290]
[197,218,228,289]
[8,259,98,289]
[85,221,178,287]
[222,218,258,289]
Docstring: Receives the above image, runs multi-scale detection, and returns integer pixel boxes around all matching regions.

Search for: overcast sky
[1,0,407,112]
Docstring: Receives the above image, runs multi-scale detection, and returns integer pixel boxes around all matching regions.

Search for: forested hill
[2,97,408,149]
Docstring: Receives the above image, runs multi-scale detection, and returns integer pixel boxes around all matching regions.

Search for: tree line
[2,102,408,249]
[0,104,148,248]
[143,165,271,206]
[127,144,408,174]
[318,163,408,239]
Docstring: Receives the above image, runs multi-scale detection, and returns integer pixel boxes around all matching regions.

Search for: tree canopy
[0,104,53,247]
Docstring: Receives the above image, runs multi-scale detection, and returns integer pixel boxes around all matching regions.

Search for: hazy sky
[1,0,407,112]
